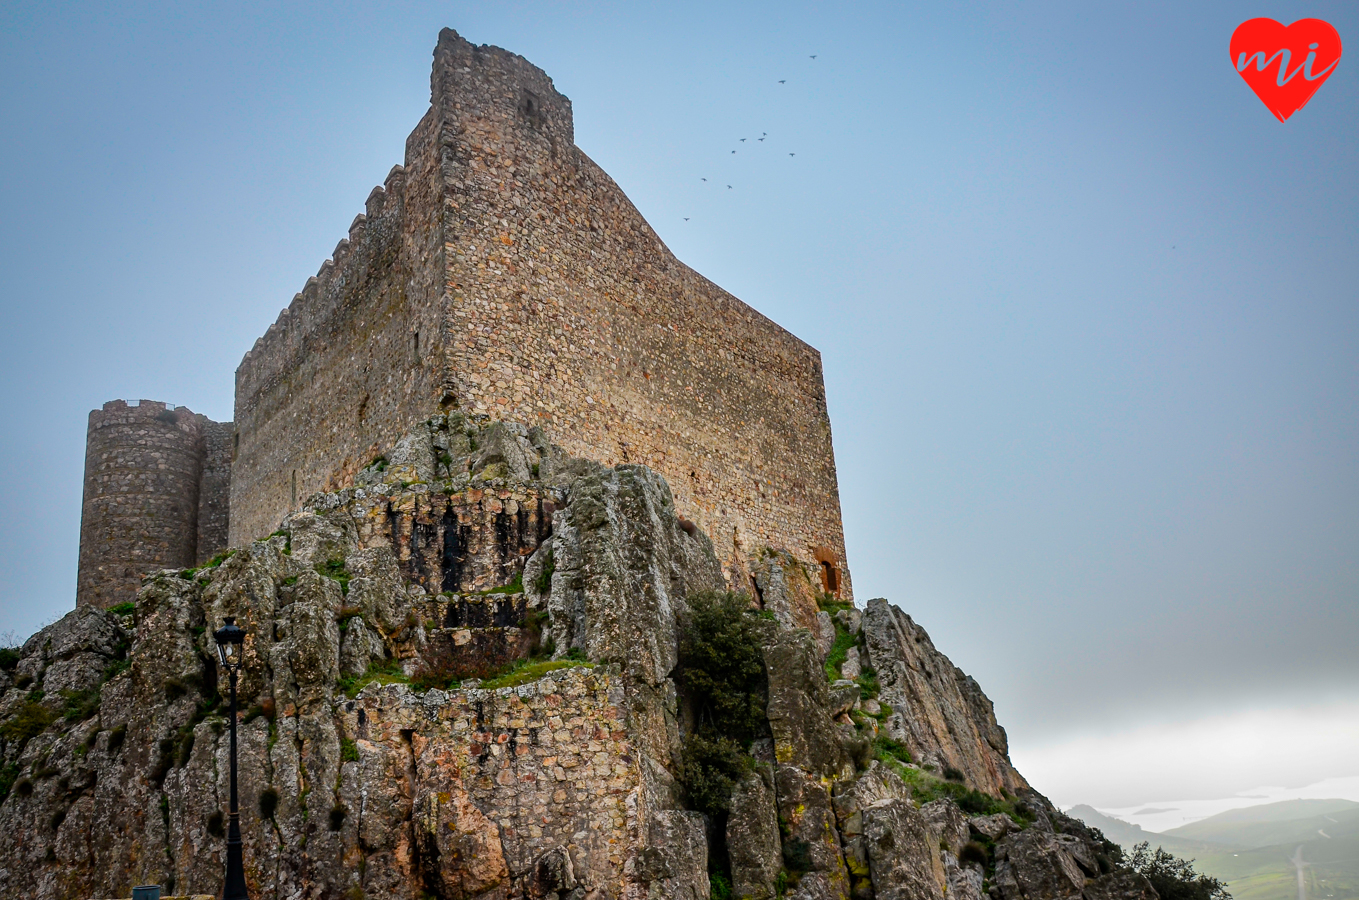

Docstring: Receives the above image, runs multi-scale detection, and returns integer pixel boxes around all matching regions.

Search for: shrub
[0,700,57,746]
[61,687,101,722]
[874,736,913,766]
[709,872,733,900]
[0,763,19,803]
[107,601,136,616]
[680,734,750,816]
[960,841,989,867]
[674,591,769,817]
[0,647,20,671]
[341,738,360,763]
[943,766,965,782]
[319,558,351,596]
[1127,843,1231,900]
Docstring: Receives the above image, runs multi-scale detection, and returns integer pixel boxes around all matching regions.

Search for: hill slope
[1167,800,1359,849]
[1066,805,1232,857]
[1192,807,1359,900]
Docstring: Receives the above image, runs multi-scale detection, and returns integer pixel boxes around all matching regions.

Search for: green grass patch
[824,622,858,681]
[204,549,235,569]
[479,659,590,690]
[339,658,409,699]
[340,738,359,763]
[479,570,524,595]
[319,558,351,596]
[107,601,136,616]
[817,593,854,615]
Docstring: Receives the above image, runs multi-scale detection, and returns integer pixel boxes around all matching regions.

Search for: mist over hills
[1068,799,1359,900]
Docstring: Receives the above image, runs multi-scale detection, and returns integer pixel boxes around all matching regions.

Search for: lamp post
[213,617,250,900]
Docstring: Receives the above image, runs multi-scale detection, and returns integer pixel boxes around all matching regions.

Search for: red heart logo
[1230,18,1343,121]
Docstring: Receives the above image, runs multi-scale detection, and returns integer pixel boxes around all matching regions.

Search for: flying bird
[810,54,817,59]
[727,185,732,189]
[778,79,786,84]
[789,152,795,157]
[740,138,747,142]
[731,150,736,154]
[701,178,707,181]
[758,137,765,141]
[684,217,690,221]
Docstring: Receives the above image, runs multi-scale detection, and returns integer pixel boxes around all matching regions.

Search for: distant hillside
[1166,800,1359,849]
[1192,806,1359,900]
[1066,805,1232,858]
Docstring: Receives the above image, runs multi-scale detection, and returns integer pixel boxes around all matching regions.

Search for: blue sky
[1,1,1355,808]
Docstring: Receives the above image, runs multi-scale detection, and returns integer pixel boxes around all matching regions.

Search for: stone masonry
[230,28,852,598]
[77,400,232,610]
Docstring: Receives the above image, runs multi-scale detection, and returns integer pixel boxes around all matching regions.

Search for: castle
[76,28,851,610]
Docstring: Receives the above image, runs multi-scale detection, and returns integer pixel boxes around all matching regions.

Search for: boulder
[775,765,851,900]
[763,629,854,778]
[994,830,1090,900]
[1083,872,1159,900]
[727,769,783,899]
[921,799,971,856]
[861,798,946,900]
[970,813,1018,842]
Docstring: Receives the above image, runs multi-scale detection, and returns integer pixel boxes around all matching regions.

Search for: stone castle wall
[230,28,851,596]
[76,400,231,609]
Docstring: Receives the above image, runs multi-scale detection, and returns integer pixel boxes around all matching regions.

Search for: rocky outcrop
[861,597,1030,797]
[1,416,1152,900]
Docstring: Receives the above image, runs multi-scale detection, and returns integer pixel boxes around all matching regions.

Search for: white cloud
[1010,698,1359,815]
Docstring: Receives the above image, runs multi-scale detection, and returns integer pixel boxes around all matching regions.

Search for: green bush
[709,872,733,900]
[107,601,136,616]
[1127,843,1231,900]
[61,688,101,722]
[675,591,769,817]
[677,591,768,744]
[340,738,360,763]
[1,700,57,746]
[0,763,19,803]
[0,647,20,671]
[319,558,351,596]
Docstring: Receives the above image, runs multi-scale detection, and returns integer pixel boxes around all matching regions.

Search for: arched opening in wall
[813,546,841,598]
[291,470,298,506]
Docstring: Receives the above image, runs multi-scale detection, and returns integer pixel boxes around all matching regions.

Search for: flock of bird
[682,54,818,222]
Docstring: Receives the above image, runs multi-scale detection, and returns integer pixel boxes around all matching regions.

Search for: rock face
[1,417,1150,900]
[861,598,1030,797]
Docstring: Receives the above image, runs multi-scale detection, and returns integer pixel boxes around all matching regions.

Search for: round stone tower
[76,400,206,609]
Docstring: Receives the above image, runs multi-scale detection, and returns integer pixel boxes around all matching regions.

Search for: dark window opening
[752,577,765,608]
[820,560,840,595]
[291,470,298,506]
[413,331,420,355]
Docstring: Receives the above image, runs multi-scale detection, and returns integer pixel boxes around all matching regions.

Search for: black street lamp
[213,617,250,900]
